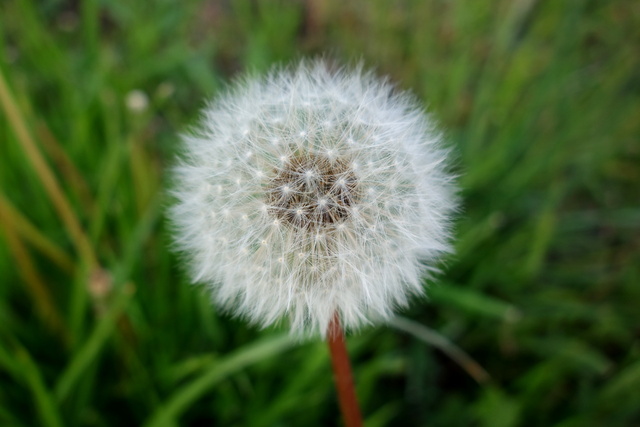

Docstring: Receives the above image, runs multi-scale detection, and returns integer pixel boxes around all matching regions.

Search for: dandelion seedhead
[170,61,456,337]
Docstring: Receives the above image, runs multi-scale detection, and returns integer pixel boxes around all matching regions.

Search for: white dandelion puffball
[170,61,456,337]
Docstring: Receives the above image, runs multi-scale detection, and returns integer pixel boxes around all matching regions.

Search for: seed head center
[267,154,359,229]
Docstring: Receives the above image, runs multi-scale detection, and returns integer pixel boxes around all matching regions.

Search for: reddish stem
[327,312,363,427]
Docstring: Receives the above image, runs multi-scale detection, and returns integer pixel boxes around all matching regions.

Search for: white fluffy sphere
[170,61,456,337]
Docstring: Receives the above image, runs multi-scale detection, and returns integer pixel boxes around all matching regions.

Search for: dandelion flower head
[170,61,456,337]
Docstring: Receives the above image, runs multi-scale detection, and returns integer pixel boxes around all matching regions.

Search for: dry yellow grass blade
[36,123,95,215]
[0,221,69,344]
[0,68,97,269]
[0,193,75,273]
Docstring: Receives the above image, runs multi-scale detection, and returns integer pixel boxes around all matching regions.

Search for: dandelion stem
[327,312,363,427]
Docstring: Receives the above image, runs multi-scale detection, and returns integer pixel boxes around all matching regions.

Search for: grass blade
[0,192,74,272]
[54,282,135,403]
[14,344,65,427]
[430,284,522,322]
[389,316,490,384]
[0,67,97,269]
[0,212,68,341]
[144,334,296,427]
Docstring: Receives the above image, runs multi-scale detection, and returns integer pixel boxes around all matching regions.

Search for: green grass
[1,0,639,426]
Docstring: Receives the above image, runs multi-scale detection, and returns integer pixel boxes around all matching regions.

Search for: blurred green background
[1,1,638,426]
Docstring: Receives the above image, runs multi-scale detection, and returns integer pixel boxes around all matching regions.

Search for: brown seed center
[266,154,359,229]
